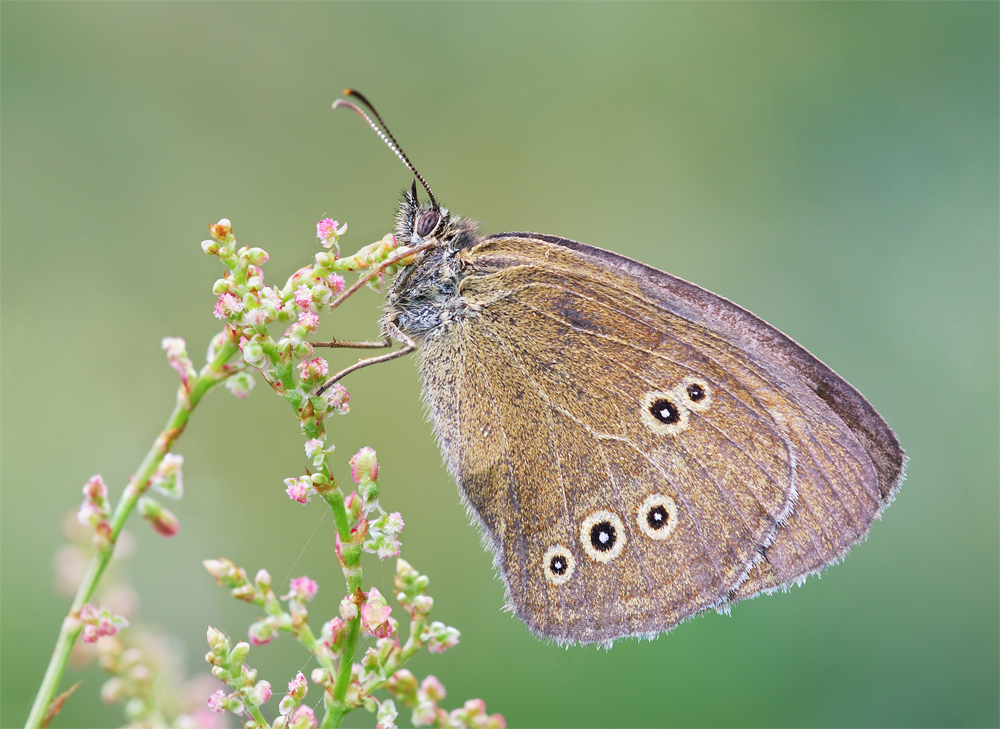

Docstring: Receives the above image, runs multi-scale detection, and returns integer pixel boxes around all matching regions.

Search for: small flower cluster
[316,217,348,253]
[58,510,220,727]
[97,628,224,728]
[386,672,505,729]
[350,447,405,559]
[200,217,413,444]
[79,604,129,643]
[78,475,111,543]
[205,555,497,729]
[138,494,180,538]
[359,588,396,639]
[150,452,184,499]
[162,337,197,394]
[198,214,502,728]
[205,627,275,728]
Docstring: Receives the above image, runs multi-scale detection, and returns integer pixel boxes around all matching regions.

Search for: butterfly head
[396,180,450,245]
[395,180,482,256]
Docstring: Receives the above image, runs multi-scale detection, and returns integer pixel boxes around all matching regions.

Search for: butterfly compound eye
[415,209,440,238]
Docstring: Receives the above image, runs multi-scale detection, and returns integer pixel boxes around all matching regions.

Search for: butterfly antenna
[332,89,438,209]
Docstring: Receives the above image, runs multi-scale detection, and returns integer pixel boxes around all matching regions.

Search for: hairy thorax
[381,214,481,342]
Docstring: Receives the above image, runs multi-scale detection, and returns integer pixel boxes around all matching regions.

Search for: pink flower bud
[411,595,434,617]
[361,646,380,671]
[82,474,108,501]
[376,699,398,729]
[243,307,269,327]
[206,626,229,653]
[288,705,317,729]
[204,559,248,588]
[253,569,271,592]
[298,310,319,331]
[207,690,228,713]
[245,247,269,265]
[286,671,308,701]
[419,675,446,702]
[386,512,404,533]
[284,476,314,505]
[138,497,180,537]
[248,621,272,646]
[316,218,339,245]
[463,698,486,715]
[350,447,378,484]
[214,293,244,320]
[413,703,445,726]
[78,603,128,643]
[297,358,329,381]
[339,596,358,621]
[321,617,345,647]
[284,576,318,602]
[150,453,184,499]
[251,680,272,706]
[319,383,350,415]
[161,338,195,389]
[376,537,401,560]
[422,621,460,654]
[360,588,394,638]
[327,274,346,294]
[78,475,110,526]
[294,285,313,310]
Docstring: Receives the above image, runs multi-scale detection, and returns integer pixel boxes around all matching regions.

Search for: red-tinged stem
[25,333,241,729]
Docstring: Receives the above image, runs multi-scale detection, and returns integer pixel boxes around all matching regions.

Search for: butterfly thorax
[382,191,481,342]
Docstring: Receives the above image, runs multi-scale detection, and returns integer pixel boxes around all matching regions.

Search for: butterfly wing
[414,233,903,644]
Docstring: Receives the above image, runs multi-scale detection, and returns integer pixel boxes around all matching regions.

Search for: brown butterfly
[319,90,905,645]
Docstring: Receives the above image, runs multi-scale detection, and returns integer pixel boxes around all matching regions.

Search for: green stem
[317,484,364,729]
[25,335,241,729]
[245,704,268,729]
[361,614,428,696]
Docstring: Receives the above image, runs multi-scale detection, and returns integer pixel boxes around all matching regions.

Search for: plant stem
[318,484,364,729]
[24,335,241,729]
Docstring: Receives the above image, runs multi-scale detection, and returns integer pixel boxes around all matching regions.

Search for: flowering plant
[26,217,502,729]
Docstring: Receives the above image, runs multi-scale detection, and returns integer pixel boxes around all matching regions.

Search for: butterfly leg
[313,337,392,350]
[315,323,416,395]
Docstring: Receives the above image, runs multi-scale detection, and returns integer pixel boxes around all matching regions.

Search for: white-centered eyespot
[641,391,690,435]
[675,376,712,413]
[637,493,679,540]
[542,545,576,585]
[580,510,627,563]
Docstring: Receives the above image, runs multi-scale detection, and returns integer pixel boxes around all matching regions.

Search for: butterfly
[319,90,905,645]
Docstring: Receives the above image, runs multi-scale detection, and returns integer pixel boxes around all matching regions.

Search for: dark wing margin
[485,232,906,504]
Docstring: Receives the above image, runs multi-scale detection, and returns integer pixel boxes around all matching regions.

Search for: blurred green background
[2,3,997,728]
